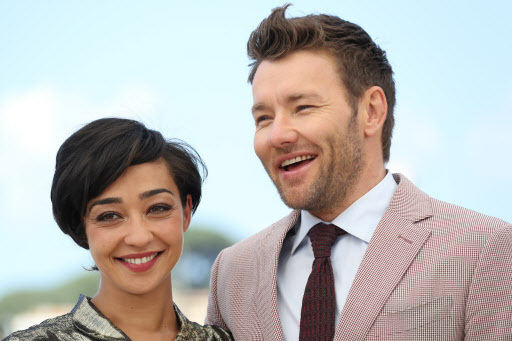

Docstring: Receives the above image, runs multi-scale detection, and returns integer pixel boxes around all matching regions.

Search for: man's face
[252,50,365,218]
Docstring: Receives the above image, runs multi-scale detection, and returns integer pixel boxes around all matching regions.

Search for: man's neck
[309,166,387,222]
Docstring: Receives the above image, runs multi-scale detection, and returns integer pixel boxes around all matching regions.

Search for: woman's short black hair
[51,117,207,249]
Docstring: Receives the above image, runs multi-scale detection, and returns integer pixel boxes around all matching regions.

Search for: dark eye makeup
[147,204,174,214]
[91,201,175,224]
[96,212,122,222]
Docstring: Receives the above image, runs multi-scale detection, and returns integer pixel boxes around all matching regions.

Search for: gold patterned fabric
[4,295,232,341]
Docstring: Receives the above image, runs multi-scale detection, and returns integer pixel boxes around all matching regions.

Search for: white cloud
[0,84,160,159]
[107,85,160,117]
[59,84,160,123]
[0,85,59,156]
[386,160,417,182]
[388,102,444,180]
[394,109,443,153]
[0,83,161,230]
[0,84,162,296]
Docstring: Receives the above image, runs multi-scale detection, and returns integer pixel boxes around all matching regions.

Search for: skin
[252,49,388,222]
[84,158,192,341]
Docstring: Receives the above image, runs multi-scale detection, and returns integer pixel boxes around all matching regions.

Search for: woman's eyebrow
[139,188,174,200]
[88,197,122,213]
[87,189,174,213]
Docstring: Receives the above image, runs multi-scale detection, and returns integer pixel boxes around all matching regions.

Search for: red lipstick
[116,251,162,273]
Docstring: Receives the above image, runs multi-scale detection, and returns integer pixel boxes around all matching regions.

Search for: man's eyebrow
[139,188,174,200]
[88,197,122,213]
[251,102,266,115]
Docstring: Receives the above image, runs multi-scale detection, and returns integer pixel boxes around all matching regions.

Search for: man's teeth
[122,253,158,265]
[281,155,314,168]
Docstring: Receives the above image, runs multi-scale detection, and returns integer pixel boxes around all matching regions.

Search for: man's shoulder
[219,211,299,258]
[4,312,76,341]
[393,173,510,234]
[429,196,510,232]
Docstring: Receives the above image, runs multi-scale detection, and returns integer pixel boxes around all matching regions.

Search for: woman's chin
[97,268,173,298]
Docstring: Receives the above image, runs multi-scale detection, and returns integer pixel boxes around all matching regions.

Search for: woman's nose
[123,218,153,247]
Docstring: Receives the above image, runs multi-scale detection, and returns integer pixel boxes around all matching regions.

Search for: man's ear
[362,86,388,137]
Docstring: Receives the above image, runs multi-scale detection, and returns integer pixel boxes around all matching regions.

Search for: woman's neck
[91,278,179,341]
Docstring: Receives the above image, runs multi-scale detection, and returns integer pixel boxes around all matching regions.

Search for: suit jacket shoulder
[341,174,512,340]
[207,174,512,340]
[205,211,299,340]
[218,211,300,264]
[429,196,509,231]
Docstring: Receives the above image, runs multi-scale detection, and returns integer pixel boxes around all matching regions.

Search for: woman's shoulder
[174,304,233,341]
[2,295,117,341]
[3,312,78,341]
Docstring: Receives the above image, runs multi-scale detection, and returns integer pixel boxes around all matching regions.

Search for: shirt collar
[291,171,398,254]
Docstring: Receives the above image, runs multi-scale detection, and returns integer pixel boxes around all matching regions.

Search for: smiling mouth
[117,252,162,265]
[280,155,315,171]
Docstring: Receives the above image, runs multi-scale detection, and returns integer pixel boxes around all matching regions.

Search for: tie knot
[309,223,345,259]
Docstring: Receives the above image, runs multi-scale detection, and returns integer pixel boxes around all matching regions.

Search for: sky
[1,0,511,298]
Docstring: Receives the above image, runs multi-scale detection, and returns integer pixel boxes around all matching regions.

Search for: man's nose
[268,114,299,148]
[124,217,153,248]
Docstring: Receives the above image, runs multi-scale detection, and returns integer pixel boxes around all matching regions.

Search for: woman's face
[84,158,192,296]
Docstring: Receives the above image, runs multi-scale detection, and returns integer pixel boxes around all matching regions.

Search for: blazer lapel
[335,174,433,340]
[255,210,300,341]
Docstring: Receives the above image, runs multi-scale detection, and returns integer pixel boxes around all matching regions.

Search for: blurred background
[1,0,511,337]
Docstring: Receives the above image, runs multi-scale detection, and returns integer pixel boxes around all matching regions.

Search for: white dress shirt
[276,172,398,340]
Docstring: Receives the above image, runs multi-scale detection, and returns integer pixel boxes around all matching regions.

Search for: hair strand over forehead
[51,118,207,249]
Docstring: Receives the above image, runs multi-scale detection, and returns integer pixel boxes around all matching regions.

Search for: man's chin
[279,190,313,211]
[273,178,321,209]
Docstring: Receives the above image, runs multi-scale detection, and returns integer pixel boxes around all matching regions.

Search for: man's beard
[268,115,364,213]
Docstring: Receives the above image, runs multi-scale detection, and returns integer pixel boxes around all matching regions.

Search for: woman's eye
[148,204,173,215]
[96,212,121,222]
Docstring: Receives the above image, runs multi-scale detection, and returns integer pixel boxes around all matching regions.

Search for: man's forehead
[253,52,341,89]
[252,92,326,114]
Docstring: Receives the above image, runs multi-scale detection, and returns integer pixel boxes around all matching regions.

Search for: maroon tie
[299,223,346,341]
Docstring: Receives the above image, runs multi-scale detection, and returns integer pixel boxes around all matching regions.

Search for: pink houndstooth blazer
[205,174,512,340]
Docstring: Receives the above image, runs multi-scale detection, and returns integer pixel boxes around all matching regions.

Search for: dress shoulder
[174,303,232,341]
[2,312,83,341]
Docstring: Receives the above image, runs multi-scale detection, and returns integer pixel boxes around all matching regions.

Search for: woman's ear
[182,194,193,233]
[362,86,388,137]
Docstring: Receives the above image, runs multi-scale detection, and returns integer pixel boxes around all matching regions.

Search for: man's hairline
[249,48,361,114]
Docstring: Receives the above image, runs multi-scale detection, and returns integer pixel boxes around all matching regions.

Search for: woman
[4,118,232,340]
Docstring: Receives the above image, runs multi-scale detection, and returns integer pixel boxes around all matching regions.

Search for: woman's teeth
[121,253,158,264]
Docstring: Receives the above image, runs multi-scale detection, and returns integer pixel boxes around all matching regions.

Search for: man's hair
[51,117,207,249]
[247,4,395,162]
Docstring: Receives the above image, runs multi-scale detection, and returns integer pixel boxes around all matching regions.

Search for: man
[205,5,512,340]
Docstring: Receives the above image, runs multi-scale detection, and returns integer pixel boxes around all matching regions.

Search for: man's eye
[148,204,172,215]
[96,212,121,222]
[297,105,312,111]
[255,115,271,125]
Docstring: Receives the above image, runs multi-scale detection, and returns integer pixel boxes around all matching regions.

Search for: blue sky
[1,0,511,298]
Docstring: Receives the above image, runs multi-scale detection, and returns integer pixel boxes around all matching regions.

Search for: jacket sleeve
[465,224,512,340]
[205,249,228,329]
